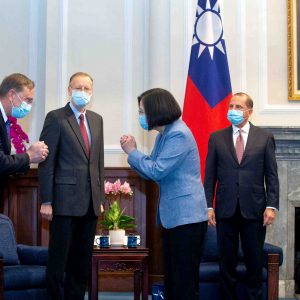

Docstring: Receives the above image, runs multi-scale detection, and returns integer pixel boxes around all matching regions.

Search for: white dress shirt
[232,122,250,148]
[0,101,8,123]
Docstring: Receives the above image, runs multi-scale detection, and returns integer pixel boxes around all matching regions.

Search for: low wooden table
[88,246,149,300]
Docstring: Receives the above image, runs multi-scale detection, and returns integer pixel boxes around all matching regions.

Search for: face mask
[227,109,244,126]
[139,115,149,130]
[11,92,32,118]
[72,90,91,107]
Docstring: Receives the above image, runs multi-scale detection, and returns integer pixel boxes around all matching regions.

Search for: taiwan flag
[183,0,232,181]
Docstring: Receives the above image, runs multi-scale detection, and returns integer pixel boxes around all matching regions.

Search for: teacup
[127,235,140,248]
[94,235,100,246]
[95,235,110,248]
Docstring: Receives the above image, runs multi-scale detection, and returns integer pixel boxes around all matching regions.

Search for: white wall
[0,0,298,166]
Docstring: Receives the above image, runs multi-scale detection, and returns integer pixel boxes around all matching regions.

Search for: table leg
[134,270,141,300]
[142,259,148,300]
[90,258,98,300]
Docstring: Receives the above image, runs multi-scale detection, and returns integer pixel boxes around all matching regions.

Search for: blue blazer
[128,119,208,229]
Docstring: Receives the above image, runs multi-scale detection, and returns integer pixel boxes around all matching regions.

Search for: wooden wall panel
[2,170,41,245]
[145,180,164,286]
[0,167,164,292]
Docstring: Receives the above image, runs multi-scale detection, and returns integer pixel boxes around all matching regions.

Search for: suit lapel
[153,121,176,159]
[241,123,256,163]
[224,126,238,164]
[0,111,10,154]
[86,111,96,155]
[65,104,89,159]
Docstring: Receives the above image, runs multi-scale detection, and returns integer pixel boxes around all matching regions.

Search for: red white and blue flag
[183,0,232,180]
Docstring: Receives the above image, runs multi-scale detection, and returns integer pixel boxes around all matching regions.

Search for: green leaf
[99,201,136,230]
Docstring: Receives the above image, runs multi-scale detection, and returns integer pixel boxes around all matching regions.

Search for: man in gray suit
[39,72,104,300]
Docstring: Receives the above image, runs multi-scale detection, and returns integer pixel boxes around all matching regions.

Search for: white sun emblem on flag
[192,0,226,60]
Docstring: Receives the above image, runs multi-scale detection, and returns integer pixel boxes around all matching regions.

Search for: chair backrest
[0,214,20,265]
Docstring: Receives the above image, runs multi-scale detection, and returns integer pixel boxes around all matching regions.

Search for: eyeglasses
[13,90,33,104]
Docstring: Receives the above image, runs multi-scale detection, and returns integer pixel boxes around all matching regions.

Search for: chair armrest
[263,243,283,266]
[0,255,4,300]
[263,243,282,300]
[17,245,48,265]
[267,252,280,300]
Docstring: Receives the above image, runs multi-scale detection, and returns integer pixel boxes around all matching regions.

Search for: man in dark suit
[0,73,48,178]
[39,72,104,300]
[204,92,279,300]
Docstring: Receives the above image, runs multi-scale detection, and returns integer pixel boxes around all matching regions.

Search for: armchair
[199,226,283,300]
[152,226,283,300]
[0,214,48,300]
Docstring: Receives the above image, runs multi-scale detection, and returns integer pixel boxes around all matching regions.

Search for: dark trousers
[162,221,207,300]
[217,206,266,300]
[46,202,98,300]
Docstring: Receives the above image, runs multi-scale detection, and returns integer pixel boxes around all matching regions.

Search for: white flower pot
[109,229,125,246]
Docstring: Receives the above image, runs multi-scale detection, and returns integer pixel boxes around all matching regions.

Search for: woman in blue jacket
[120,88,208,300]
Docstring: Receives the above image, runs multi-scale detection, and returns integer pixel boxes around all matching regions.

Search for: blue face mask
[227,110,244,125]
[139,115,149,130]
[11,93,32,118]
[72,90,91,108]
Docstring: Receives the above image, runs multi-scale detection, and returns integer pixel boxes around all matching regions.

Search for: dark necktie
[235,129,244,164]
[5,120,10,141]
[79,114,90,156]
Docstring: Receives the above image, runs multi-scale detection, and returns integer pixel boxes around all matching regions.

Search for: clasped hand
[120,134,137,154]
[27,141,49,163]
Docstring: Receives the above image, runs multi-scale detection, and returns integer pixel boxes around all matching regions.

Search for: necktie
[5,120,10,141]
[79,114,90,156]
[235,129,244,164]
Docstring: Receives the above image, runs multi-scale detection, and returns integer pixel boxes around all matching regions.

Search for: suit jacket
[204,123,279,220]
[128,119,208,229]
[38,103,104,217]
[0,111,29,177]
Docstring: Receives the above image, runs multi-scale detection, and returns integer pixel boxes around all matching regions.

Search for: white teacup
[94,235,100,246]
[135,235,141,246]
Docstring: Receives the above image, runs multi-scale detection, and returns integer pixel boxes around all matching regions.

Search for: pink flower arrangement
[8,116,29,154]
[100,179,135,230]
[104,179,133,198]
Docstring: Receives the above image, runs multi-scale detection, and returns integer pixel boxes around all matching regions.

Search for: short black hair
[138,88,182,130]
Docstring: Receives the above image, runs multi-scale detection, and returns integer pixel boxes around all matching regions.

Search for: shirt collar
[0,101,8,123]
[232,121,250,135]
[69,101,86,120]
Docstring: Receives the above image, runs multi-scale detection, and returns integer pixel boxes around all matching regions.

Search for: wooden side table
[88,247,149,300]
